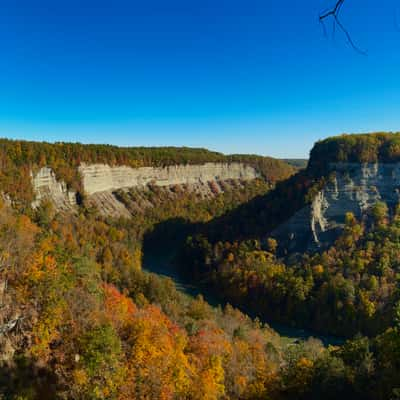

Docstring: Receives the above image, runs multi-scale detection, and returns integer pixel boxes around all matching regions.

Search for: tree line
[0,138,295,207]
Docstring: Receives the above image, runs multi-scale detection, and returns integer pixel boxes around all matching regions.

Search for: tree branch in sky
[320,0,367,55]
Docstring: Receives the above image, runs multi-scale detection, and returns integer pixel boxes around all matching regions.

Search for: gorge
[31,161,261,217]
[2,134,400,399]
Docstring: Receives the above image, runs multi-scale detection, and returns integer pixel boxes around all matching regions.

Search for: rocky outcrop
[31,167,77,211]
[79,162,259,195]
[31,162,260,217]
[273,163,400,252]
[88,191,132,219]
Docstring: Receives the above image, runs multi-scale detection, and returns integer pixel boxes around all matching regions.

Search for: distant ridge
[281,159,308,169]
[0,137,295,205]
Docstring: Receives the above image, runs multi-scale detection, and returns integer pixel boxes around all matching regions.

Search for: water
[142,246,344,346]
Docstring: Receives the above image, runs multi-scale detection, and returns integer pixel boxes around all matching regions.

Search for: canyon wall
[31,167,77,211]
[272,163,400,252]
[79,162,259,195]
[29,160,400,250]
[31,162,260,216]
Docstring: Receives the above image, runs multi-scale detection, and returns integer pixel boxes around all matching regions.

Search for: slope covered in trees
[0,138,297,399]
[2,200,400,399]
[2,134,400,398]
[179,132,400,247]
[176,133,400,339]
[0,202,282,399]
[180,203,400,337]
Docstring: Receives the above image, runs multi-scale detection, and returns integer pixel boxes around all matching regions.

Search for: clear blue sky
[1,0,400,158]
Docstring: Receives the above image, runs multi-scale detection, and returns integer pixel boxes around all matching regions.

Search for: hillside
[277,132,400,251]
[1,134,400,399]
[184,132,400,251]
[309,132,400,168]
[281,158,308,169]
[178,132,400,339]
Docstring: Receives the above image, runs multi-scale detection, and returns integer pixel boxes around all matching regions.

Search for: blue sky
[0,0,400,158]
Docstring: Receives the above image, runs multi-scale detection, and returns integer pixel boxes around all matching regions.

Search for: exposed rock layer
[31,162,260,217]
[273,163,400,252]
[31,167,77,211]
[79,163,259,195]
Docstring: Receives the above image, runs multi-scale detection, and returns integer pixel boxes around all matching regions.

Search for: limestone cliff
[31,162,260,217]
[272,162,400,252]
[31,167,77,211]
[79,162,259,195]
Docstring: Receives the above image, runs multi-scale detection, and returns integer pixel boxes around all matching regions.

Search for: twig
[320,0,367,55]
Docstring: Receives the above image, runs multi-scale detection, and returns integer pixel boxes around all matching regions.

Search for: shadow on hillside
[143,217,196,250]
[192,169,312,244]
[142,170,313,258]
[0,358,57,399]
[142,217,198,276]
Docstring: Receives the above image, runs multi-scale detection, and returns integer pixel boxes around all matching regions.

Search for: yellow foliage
[227,252,235,262]
[132,248,142,270]
[297,357,314,369]
[124,305,192,399]
[313,264,324,275]
[73,369,88,387]
[359,290,376,318]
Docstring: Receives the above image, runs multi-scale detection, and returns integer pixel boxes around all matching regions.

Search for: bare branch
[334,14,366,55]
[320,0,346,21]
[320,0,367,55]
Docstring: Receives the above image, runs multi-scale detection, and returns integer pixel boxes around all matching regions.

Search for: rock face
[31,167,77,211]
[31,162,260,217]
[79,162,259,195]
[273,163,400,252]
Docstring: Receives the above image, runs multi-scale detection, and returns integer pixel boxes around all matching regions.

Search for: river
[142,246,344,347]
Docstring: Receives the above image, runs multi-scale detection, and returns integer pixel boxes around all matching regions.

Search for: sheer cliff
[272,133,400,252]
[185,133,400,253]
[0,138,295,216]
[31,162,261,217]
[273,162,400,251]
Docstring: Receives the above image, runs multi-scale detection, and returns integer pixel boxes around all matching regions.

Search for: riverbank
[142,245,345,346]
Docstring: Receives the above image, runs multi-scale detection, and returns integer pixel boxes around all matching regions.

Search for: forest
[2,0,399,396]
[309,132,400,169]
[178,134,400,339]
[2,192,400,400]
[1,135,400,399]
[180,202,400,337]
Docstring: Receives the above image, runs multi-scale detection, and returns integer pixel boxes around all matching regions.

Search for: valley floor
[142,244,344,346]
